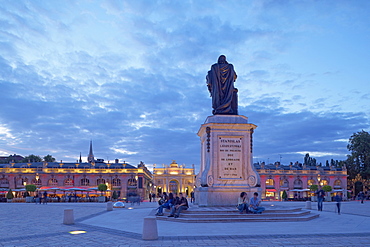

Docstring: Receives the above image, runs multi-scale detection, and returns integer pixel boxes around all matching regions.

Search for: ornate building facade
[152,160,196,197]
[0,160,152,200]
[255,162,348,200]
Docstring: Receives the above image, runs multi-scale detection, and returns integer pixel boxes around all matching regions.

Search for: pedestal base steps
[155,205,319,223]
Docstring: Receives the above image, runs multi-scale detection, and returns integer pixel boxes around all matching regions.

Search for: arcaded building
[255,162,348,200]
[0,160,152,199]
[152,160,196,197]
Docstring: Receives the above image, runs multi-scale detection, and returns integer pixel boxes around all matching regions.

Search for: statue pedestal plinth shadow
[195,115,261,206]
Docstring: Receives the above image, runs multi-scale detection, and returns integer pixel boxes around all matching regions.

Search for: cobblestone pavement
[1,201,370,246]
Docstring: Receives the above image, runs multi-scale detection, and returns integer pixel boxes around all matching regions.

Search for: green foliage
[112,191,118,200]
[6,189,14,199]
[282,190,287,200]
[25,184,37,192]
[309,185,318,191]
[22,154,42,163]
[346,130,370,179]
[322,185,332,192]
[43,154,56,162]
[98,183,107,192]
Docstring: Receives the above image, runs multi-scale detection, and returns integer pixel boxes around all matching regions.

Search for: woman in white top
[237,192,249,214]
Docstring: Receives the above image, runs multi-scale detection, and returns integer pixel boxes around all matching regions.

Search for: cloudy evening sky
[1,0,369,171]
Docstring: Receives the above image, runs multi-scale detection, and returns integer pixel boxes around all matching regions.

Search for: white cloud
[0,0,369,170]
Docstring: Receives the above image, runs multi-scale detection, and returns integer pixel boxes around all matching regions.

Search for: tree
[6,189,14,200]
[322,185,332,193]
[346,130,370,179]
[22,154,42,163]
[25,184,37,193]
[43,154,56,162]
[309,185,318,192]
[282,190,287,201]
[98,183,107,195]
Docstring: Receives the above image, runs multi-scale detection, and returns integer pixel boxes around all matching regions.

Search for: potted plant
[322,185,333,202]
[282,190,287,201]
[310,185,318,202]
[98,183,107,202]
[25,184,37,203]
[6,189,14,202]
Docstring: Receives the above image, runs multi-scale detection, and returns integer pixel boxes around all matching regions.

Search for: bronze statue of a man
[206,55,238,115]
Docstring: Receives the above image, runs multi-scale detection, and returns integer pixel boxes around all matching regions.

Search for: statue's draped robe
[207,62,238,115]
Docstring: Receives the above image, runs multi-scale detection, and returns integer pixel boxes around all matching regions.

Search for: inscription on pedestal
[218,136,243,179]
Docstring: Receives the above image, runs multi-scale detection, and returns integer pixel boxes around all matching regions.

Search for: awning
[290,189,310,192]
[266,189,276,192]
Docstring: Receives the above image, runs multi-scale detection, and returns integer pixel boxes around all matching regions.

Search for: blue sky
[1,0,369,172]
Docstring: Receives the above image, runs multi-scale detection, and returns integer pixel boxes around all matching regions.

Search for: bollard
[107,201,113,211]
[63,209,74,225]
[305,200,312,209]
[142,216,158,240]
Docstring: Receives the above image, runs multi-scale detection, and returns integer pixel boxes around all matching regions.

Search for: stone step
[156,206,319,222]
[182,207,302,214]
[157,213,320,223]
[176,210,310,218]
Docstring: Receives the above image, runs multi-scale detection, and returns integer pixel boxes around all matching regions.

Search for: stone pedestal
[142,216,158,240]
[195,115,261,206]
[63,209,74,225]
[305,201,312,209]
[107,201,113,211]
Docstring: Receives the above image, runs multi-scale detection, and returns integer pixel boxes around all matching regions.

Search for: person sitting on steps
[249,192,265,214]
[155,192,174,216]
[168,192,188,218]
[237,192,250,214]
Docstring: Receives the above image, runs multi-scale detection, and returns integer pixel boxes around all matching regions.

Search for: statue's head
[218,55,228,64]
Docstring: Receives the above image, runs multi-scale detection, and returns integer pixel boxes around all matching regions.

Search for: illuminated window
[64,178,74,186]
[320,179,328,186]
[334,180,341,188]
[127,178,137,188]
[32,178,42,186]
[294,179,303,189]
[97,178,106,185]
[81,178,90,186]
[112,178,121,186]
[307,179,315,186]
[266,179,275,188]
[48,178,58,186]
[280,179,289,187]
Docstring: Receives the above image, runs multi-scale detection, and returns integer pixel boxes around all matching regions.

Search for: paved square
[1,201,370,246]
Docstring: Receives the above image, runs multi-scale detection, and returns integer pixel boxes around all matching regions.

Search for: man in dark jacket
[168,192,188,218]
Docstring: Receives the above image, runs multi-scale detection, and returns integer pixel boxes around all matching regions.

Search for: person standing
[316,186,325,211]
[190,191,195,203]
[334,192,342,215]
[43,191,47,205]
[358,191,365,204]
[149,193,152,202]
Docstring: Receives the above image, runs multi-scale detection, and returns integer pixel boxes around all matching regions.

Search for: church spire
[79,152,82,163]
[88,140,95,163]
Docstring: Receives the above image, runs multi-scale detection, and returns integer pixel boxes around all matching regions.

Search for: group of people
[237,192,265,214]
[34,191,48,204]
[316,186,343,214]
[155,192,189,218]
